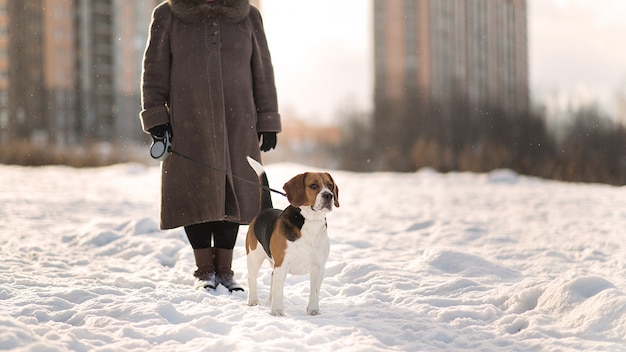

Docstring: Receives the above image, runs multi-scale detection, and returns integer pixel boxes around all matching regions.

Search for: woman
[140,0,281,292]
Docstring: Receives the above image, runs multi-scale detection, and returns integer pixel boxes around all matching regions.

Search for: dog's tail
[246,156,273,210]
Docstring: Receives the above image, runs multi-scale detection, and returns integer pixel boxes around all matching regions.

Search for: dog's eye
[309,184,318,190]
[327,184,334,191]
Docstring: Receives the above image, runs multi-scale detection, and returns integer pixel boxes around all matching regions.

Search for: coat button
[213,31,220,35]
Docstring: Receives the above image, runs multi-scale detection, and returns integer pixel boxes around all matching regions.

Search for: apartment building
[374,0,529,117]
[1,0,265,145]
[0,0,9,142]
[1,0,159,144]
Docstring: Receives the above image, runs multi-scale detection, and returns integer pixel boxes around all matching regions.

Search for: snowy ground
[1,162,625,351]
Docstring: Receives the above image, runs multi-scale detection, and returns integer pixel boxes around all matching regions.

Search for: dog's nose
[322,192,333,201]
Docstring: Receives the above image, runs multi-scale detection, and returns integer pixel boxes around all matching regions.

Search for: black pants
[184,221,239,250]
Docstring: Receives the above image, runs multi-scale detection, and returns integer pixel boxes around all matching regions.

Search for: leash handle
[170,150,287,197]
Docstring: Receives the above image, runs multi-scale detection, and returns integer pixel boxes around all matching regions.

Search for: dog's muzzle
[321,191,334,210]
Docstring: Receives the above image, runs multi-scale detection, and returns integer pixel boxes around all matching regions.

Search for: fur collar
[168,0,250,23]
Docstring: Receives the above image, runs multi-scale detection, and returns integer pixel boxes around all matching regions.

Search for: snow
[1,162,625,351]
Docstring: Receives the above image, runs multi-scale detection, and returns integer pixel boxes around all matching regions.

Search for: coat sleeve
[139,5,172,133]
[249,7,282,133]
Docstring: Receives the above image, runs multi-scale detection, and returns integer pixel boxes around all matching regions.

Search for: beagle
[245,158,339,316]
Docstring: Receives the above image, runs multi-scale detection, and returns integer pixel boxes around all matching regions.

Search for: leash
[170,149,287,197]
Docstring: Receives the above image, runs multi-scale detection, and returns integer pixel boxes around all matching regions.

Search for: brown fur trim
[168,0,250,23]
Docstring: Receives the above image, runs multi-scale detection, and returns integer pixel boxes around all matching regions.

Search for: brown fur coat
[140,0,281,229]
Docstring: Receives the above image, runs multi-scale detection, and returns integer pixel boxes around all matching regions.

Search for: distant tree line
[337,94,626,186]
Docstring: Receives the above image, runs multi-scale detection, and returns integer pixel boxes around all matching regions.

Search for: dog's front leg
[270,266,287,316]
[307,264,325,315]
[246,248,265,306]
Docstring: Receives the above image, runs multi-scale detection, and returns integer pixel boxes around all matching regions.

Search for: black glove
[258,132,277,152]
[149,124,171,138]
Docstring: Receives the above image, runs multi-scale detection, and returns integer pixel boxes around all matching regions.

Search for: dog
[245,157,339,316]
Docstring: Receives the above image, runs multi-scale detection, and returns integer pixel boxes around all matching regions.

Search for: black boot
[215,248,244,292]
[193,247,216,290]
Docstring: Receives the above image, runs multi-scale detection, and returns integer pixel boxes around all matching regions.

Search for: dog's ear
[326,173,340,207]
[283,173,308,207]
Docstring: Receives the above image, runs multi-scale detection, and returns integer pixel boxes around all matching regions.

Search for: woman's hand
[258,132,277,152]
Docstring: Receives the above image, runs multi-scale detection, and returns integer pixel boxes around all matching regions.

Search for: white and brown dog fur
[245,158,339,316]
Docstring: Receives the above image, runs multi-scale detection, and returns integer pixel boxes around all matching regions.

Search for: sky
[261,0,372,123]
[529,0,626,116]
[260,0,626,124]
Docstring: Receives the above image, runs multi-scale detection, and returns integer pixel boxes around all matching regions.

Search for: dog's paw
[307,308,321,316]
[247,300,258,306]
[307,303,321,316]
[270,309,285,316]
